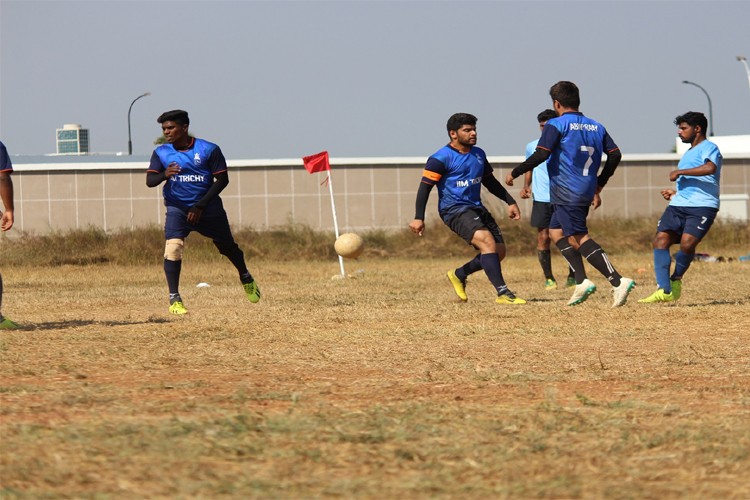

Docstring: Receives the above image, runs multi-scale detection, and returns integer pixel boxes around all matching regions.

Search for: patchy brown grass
[1,247,749,498]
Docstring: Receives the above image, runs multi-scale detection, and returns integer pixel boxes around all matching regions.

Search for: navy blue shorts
[530,201,553,229]
[657,205,718,239]
[164,204,236,243]
[549,204,590,237]
[444,207,504,245]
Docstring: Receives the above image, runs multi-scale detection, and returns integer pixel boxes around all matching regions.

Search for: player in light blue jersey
[147,110,261,315]
[639,111,722,304]
[409,113,526,305]
[0,141,19,329]
[519,109,576,290]
[506,81,635,307]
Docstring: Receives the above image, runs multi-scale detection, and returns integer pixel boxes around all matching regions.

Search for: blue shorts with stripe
[549,204,590,237]
[164,203,236,243]
[657,205,718,240]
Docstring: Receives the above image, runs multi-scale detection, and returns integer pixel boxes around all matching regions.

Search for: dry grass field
[1,223,749,499]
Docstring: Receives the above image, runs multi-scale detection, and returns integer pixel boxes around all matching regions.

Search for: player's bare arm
[661,188,676,200]
[668,160,717,182]
[409,219,425,236]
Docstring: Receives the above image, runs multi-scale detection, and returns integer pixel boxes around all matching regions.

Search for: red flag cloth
[303,151,330,174]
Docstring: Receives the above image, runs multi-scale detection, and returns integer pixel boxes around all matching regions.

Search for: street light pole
[737,56,750,95]
[681,80,713,137]
[128,92,151,155]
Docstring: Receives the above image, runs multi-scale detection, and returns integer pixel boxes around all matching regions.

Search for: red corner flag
[303,151,330,174]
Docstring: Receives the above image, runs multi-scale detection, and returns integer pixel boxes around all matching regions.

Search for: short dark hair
[549,81,580,109]
[537,109,557,123]
[446,113,477,134]
[157,109,190,126]
[674,111,707,133]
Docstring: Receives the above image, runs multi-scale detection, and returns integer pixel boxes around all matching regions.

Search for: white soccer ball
[334,233,365,259]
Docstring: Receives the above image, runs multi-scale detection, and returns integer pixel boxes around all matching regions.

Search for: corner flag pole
[302,150,346,277]
[326,171,347,277]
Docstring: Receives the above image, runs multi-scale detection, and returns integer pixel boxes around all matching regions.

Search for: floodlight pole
[681,80,713,136]
[737,56,750,96]
[128,92,151,155]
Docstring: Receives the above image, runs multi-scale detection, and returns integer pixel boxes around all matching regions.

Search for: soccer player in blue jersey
[409,113,526,305]
[0,141,19,329]
[146,110,261,315]
[639,111,722,303]
[520,109,577,291]
[506,81,635,307]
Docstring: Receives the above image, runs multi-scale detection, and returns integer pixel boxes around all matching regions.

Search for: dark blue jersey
[537,112,619,206]
[421,145,492,219]
[148,138,227,209]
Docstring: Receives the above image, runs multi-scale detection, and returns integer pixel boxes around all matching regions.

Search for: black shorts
[444,207,504,246]
[530,201,554,228]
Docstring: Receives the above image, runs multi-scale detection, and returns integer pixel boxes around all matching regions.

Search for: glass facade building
[56,124,90,154]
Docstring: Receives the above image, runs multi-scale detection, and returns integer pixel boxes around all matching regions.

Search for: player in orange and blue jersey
[506,81,635,307]
[146,110,260,315]
[409,113,526,305]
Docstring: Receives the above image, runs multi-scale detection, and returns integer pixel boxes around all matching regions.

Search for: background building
[55,124,90,155]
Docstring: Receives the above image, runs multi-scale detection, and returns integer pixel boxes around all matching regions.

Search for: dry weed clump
[1,243,749,497]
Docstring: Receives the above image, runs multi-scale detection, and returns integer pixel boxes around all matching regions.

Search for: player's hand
[507,204,521,220]
[668,170,681,182]
[591,192,601,210]
[187,206,203,225]
[505,174,515,186]
[1,209,13,231]
[165,162,181,179]
[661,189,676,200]
[409,219,425,236]
[520,186,531,199]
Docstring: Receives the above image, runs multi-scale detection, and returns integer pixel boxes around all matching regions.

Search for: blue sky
[1,0,748,158]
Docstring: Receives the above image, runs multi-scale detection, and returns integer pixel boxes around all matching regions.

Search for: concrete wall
[7,154,750,234]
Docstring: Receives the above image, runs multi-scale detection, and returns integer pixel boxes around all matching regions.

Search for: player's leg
[0,272,14,329]
[164,206,189,314]
[672,208,716,285]
[199,210,260,303]
[474,215,525,304]
[639,206,685,303]
[531,201,556,288]
[448,254,480,302]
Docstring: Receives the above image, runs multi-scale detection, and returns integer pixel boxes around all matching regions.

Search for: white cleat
[612,277,635,307]
[567,279,597,306]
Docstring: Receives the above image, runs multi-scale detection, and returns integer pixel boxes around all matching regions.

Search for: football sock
[555,240,587,283]
[480,253,507,294]
[164,259,182,297]
[671,250,695,280]
[456,254,482,282]
[538,249,554,280]
[215,241,251,277]
[654,248,672,292]
[579,239,622,287]
[239,272,255,284]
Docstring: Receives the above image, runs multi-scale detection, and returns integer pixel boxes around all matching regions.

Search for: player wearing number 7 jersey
[505,81,635,307]
[638,111,722,304]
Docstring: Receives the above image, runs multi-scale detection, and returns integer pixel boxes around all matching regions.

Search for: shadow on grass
[12,317,170,331]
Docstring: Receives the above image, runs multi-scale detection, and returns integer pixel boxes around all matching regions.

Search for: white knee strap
[164,238,184,261]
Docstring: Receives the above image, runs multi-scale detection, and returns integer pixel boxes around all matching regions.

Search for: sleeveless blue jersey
[526,139,550,203]
[537,112,618,206]
[148,138,227,209]
[423,145,492,218]
[670,140,722,209]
